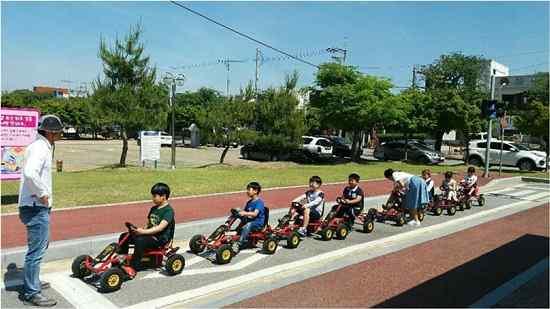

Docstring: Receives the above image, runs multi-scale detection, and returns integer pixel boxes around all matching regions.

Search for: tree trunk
[351,130,361,162]
[434,131,444,152]
[404,132,409,162]
[220,146,230,164]
[119,128,128,167]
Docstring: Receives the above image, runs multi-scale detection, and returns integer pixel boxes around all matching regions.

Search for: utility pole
[218,58,245,97]
[255,48,260,96]
[162,72,186,170]
[483,69,496,178]
[326,47,347,64]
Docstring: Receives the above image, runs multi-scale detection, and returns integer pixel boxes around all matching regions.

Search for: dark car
[373,141,445,164]
[321,136,363,158]
[240,144,293,162]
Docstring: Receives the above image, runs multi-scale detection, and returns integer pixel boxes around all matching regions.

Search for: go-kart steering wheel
[291,202,303,208]
[336,197,345,204]
[230,208,240,216]
[125,222,137,230]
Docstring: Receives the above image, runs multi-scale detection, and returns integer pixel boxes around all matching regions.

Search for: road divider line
[143,253,268,279]
[126,198,544,309]
[43,271,118,309]
[469,257,549,308]
[506,190,536,197]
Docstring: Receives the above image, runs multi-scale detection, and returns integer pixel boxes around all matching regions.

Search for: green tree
[420,52,487,151]
[310,63,399,161]
[92,24,168,166]
[197,98,255,163]
[172,87,223,133]
[513,72,549,154]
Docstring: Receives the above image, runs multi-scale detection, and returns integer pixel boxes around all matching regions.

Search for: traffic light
[481,99,497,119]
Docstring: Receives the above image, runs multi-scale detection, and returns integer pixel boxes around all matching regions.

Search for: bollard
[56,160,63,172]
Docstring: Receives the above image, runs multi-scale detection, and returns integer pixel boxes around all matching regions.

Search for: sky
[1,1,549,95]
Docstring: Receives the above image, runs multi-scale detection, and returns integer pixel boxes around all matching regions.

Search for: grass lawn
[2,161,547,213]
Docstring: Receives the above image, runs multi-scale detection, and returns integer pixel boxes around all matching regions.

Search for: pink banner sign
[1,108,40,180]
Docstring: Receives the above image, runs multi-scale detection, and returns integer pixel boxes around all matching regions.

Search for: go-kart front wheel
[165,254,185,276]
[262,235,278,255]
[99,267,125,293]
[434,207,443,216]
[336,224,349,240]
[215,244,234,264]
[286,232,301,249]
[465,200,472,209]
[478,195,486,207]
[363,220,374,233]
[189,235,206,254]
[320,227,334,241]
[71,255,93,279]
[447,206,456,216]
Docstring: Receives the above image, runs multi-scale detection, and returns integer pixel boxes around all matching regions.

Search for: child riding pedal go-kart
[368,189,425,226]
[71,221,185,293]
[458,166,485,209]
[189,207,277,264]
[189,182,278,264]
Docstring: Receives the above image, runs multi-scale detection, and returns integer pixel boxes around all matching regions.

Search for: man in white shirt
[18,115,63,307]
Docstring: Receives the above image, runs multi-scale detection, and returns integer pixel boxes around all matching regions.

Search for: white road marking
[522,192,550,201]
[507,190,536,197]
[42,271,118,309]
[143,253,268,279]
[126,198,545,309]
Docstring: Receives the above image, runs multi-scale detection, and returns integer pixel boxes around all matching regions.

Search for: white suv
[302,136,333,158]
[467,139,547,171]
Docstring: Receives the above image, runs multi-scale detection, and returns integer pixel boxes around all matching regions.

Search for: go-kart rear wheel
[478,195,486,207]
[363,220,374,233]
[189,234,206,254]
[418,211,425,222]
[99,267,125,293]
[447,206,456,216]
[262,235,278,255]
[71,255,93,278]
[396,213,405,226]
[215,244,234,264]
[336,224,349,240]
[320,227,334,241]
[434,207,443,216]
[286,232,301,249]
[165,254,185,276]
[465,200,472,209]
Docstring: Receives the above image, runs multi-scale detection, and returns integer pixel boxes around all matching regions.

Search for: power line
[169,1,320,69]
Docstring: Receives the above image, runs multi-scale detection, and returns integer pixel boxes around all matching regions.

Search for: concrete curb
[521,176,550,184]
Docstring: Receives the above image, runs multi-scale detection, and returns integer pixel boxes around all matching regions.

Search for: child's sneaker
[407,220,417,226]
[297,227,307,237]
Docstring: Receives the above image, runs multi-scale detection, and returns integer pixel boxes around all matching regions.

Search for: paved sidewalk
[230,204,549,308]
[1,173,498,248]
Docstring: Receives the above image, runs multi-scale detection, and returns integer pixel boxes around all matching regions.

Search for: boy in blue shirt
[236,182,266,252]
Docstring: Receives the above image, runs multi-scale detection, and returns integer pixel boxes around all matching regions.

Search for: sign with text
[1,108,40,180]
[139,131,161,163]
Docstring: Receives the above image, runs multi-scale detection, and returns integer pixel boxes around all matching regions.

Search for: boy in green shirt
[118,183,175,277]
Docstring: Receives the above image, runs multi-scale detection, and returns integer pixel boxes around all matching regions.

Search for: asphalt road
[1,179,548,308]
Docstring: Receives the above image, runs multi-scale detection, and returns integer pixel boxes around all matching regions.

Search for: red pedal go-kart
[274,201,355,242]
[368,190,425,226]
[426,194,458,216]
[334,197,375,234]
[271,202,317,249]
[188,208,278,265]
[71,222,185,293]
[457,183,485,210]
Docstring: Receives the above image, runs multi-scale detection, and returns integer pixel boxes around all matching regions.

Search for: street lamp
[162,72,186,170]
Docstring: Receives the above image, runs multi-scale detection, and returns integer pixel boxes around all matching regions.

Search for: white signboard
[139,131,161,163]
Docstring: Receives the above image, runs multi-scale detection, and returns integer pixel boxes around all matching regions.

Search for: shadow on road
[374,234,549,308]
